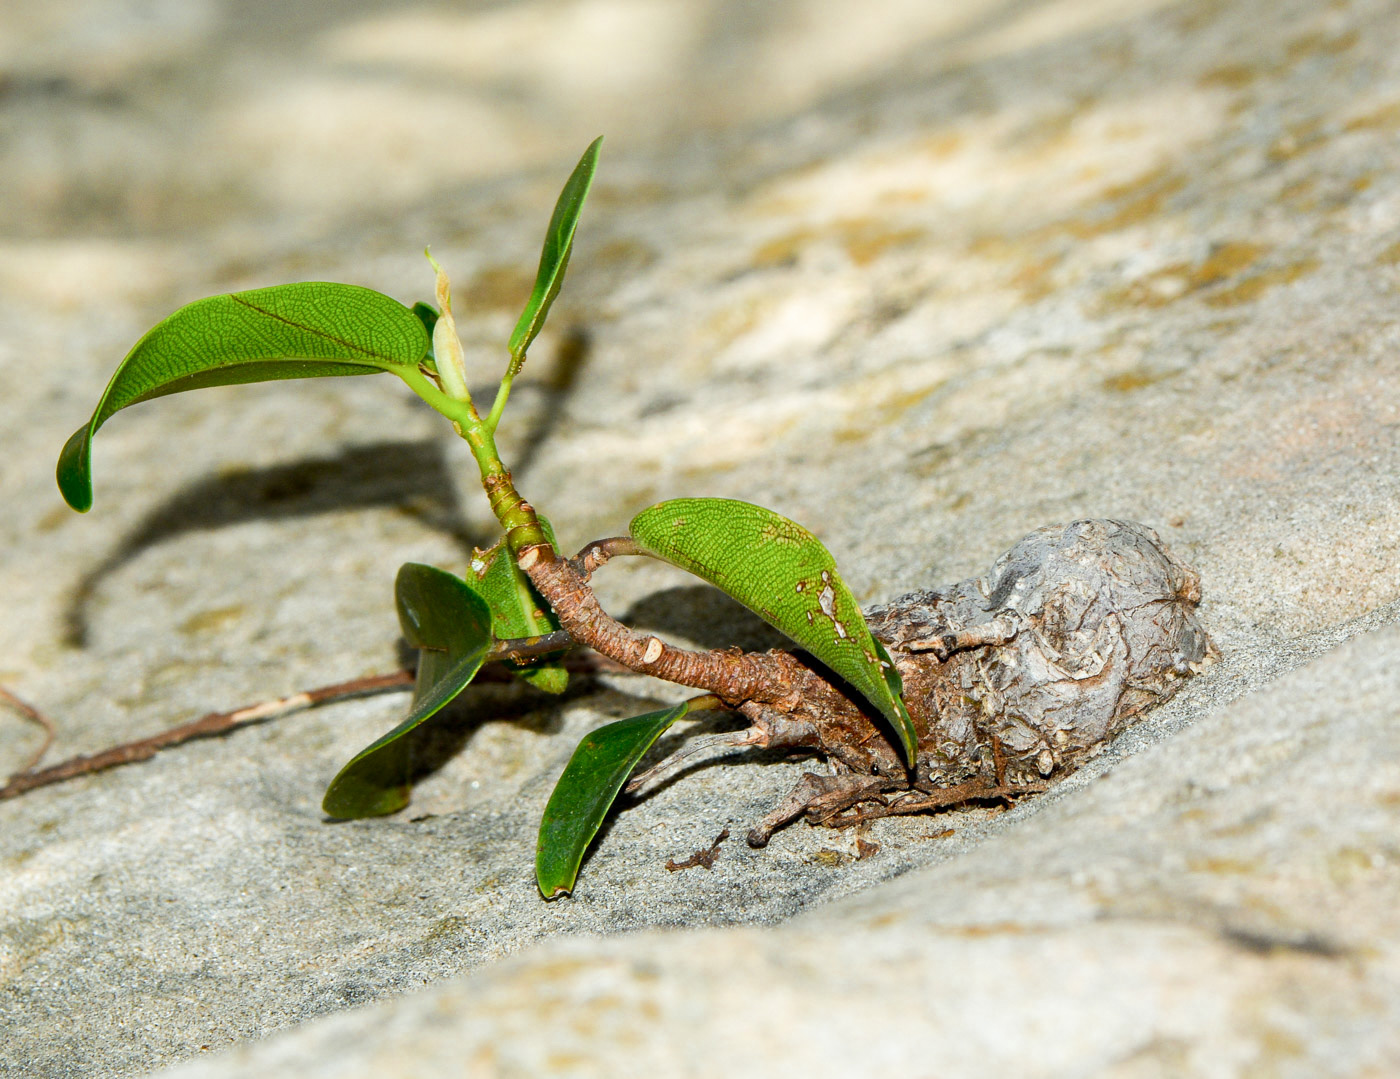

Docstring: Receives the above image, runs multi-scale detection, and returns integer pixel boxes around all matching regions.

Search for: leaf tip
[321,777,411,820]
[539,878,572,900]
[56,423,94,512]
[894,697,917,768]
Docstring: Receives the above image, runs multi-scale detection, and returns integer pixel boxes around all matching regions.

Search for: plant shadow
[509,324,592,480]
[389,680,674,798]
[620,585,791,653]
[395,681,576,785]
[63,438,483,647]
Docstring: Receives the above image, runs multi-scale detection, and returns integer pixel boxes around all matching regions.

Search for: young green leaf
[629,498,917,766]
[466,531,568,695]
[410,300,439,340]
[57,282,430,512]
[322,563,492,819]
[506,137,602,369]
[536,701,689,898]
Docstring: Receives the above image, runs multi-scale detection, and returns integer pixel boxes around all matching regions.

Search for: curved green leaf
[536,701,689,898]
[506,137,602,369]
[322,563,492,819]
[58,282,430,512]
[466,524,567,694]
[629,498,916,766]
[410,300,439,340]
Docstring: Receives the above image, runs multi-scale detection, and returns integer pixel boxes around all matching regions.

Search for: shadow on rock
[64,438,481,647]
[621,585,791,653]
[509,325,592,480]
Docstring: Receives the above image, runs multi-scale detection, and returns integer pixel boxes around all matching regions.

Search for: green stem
[483,367,515,435]
[461,423,551,556]
[396,366,476,428]
[399,365,551,558]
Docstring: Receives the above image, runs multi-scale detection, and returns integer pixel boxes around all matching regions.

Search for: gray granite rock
[158,622,1400,1079]
[2,0,1398,1076]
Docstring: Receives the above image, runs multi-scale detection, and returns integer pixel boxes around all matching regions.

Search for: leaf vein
[228,294,399,363]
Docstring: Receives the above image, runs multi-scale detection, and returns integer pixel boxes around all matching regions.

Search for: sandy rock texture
[1,0,1397,1076]
[161,624,1400,1079]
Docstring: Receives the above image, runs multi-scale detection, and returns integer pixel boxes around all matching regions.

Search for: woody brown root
[523,546,808,708]
[747,772,899,847]
[820,778,1051,828]
[745,757,1049,846]
[555,519,1215,848]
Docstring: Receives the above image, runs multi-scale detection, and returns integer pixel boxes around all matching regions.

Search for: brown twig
[568,536,644,579]
[0,644,641,802]
[487,630,574,663]
[0,671,413,801]
[2,685,57,775]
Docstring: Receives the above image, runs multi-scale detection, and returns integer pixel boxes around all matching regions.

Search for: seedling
[54,139,1214,897]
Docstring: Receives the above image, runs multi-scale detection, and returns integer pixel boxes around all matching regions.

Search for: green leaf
[322,563,492,819]
[57,282,430,512]
[410,300,439,340]
[506,137,602,368]
[516,664,568,695]
[536,701,689,898]
[629,498,917,766]
[466,526,568,695]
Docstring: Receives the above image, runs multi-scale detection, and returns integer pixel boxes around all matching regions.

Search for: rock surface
[1,0,1398,1076]
[161,623,1400,1079]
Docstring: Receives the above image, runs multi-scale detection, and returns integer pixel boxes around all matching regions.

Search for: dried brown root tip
[665,827,730,872]
[747,771,891,848]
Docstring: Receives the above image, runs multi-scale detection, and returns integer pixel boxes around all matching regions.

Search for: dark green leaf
[410,300,439,339]
[58,282,430,512]
[322,563,492,819]
[536,701,689,898]
[506,137,602,368]
[629,498,917,766]
[872,638,914,755]
[515,662,568,695]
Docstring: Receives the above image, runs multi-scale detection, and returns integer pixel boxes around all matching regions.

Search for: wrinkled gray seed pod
[868,519,1217,787]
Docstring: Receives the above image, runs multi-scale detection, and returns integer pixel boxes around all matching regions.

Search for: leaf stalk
[483,367,515,435]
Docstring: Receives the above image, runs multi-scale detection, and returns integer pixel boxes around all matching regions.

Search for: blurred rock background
[1,1,1398,1075]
